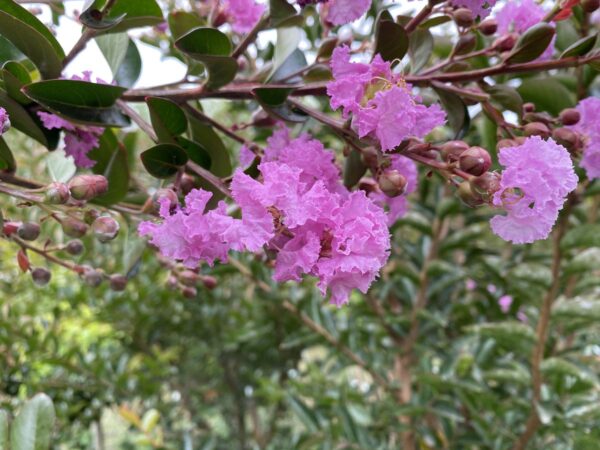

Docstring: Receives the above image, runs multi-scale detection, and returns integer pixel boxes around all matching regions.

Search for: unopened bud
[109,274,127,291]
[470,171,501,200]
[496,139,518,150]
[201,275,217,290]
[84,209,100,225]
[82,267,103,287]
[61,217,88,238]
[378,170,407,198]
[582,0,600,13]
[454,34,477,55]
[182,286,197,298]
[212,10,228,27]
[457,181,485,207]
[65,239,84,255]
[68,175,108,201]
[44,182,70,204]
[166,275,178,290]
[361,147,379,167]
[453,8,474,27]
[155,188,179,212]
[459,147,491,176]
[180,174,196,195]
[440,140,469,162]
[3,221,19,236]
[358,178,378,194]
[523,121,550,139]
[479,18,497,36]
[31,267,51,286]
[91,216,120,243]
[17,222,40,241]
[179,270,199,287]
[559,108,581,126]
[494,33,517,52]
[552,128,581,153]
[523,102,536,113]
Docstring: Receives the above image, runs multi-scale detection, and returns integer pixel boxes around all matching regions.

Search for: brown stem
[405,1,434,34]
[117,100,158,142]
[11,235,84,273]
[187,162,232,199]
[181,103,255,147]
[0,182,44,203]
[231,15,269,59]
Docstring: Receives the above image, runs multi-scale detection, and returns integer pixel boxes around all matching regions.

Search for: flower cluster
[223,0,265,33]
[140,127,390,306]
[37,72,106,168]
[327,46,445,151]
[0,107,9,136]
[569,97,600,179]
[490,137,578,244]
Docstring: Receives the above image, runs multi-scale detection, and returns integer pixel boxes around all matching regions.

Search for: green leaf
[408,28,433,73]
[2,60,31,104]
[79,7,127,30]
[46,149,76,183]
[0,136,16,172]
[419,15,452,29]
[560,33,597,58]
[22,80,130,127]
[253,87,294,106]
[174,28,238,89]
[434,87,470,139]
[561,224,600,250]
[553,296,600,331]
[517,77,575,116]
[141,144,188,178]
[271,27,302,79]
[374,12,408,63]
[114,39,141,88]
[90,0,163,34]
[286,395,320,432]
[89,129,130,205]
[141,409,160,434]
[0,34,25,66]
[175,136,211,168]
[343,149,366,189]
[268,48,307,83]
[483,84,523,114]
[466,322,536,352]
[269,0,300,28]
[0,410,8,450]
[0,0,64,78]
[95,33,129,75]
[187,112,232,177]
[506,23,555,64]
[168,11,204,40]
[147,97,188,142]
[11,393,56,450]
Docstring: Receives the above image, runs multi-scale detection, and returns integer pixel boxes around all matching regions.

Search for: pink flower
[297,0,371,25]
[450,0,497,18]
[495,0,554,60]
[487,284,497,294]
[239,144,256,168]
[466,278,477,290]
[0,107,10,135]
[498,295,513,313]
[370,155,418,225]
[517,308,528,323]
[327,46,445,151]
[223,0,265,33]
[490,137,578,244]
[569,97,600,179]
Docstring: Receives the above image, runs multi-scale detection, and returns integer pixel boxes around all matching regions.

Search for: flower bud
[454,34,477,55]
[523,102,536,113]
[453,8,473,27]
[91,216,120,243]
[155,188,179,212]
[496,139,518,150]
[44,182,70,204]
[378,170,407,198]
[180,174,196,195]
[470,171,501,200]
[179,270,199,287]
[2,221,19,237]
[61,217,88,238]
[459,147,491,176]
[358,178,378,194]
[17,222,40,241]
[0,109,10,135]
[82,267,103,287]
[494,33,517,52]
[457,181,485,207]
[109,274,127,291]
[478,18,497,36]
[182,286,197,298]
[84,209,100,225]
[582,0,600,13]
[440,140,469,162]
[523,121,550,139]
[68,175,108,201]
[552,127,581,153]
[201,275,217,290]
[65,239,84,255]
[559,108,581,126]
[31,267,51,286]
[166,275,178,290]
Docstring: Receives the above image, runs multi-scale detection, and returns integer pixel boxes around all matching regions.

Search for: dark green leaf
[434,87,470,138]
[186,112,232,177]
[268,48,307,83]
[483,84,523,114]
[269,0,299,28]
[175,136,211,168]
[2,60,32,104]
[253,87,294,106]
[95,33,129,76]
[79,8,127,30]
[0,136,16,172]
[91,0,163,34]
[343,148,367,188]
[168,11,204,40]
[408,28,433,73]
[141,144,188,178]
[147,97,188,142]
[560,33,597,58]
[506,23,555,64]
[374,13,408,63]
[114,39,142,88]
[517,77,575,116]
[10,393,55,450]
[89,129,130,205]
[419,15,452,29]
[561,224,600,250]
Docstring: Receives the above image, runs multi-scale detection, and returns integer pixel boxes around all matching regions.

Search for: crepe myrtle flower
[297,0,371,25]
[569,97,600,179]
[327,46,445,151]
[0,107,10,136]
[490,137,578,244]
[223,0,265,33]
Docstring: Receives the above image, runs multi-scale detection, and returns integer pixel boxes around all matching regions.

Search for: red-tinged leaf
[554,0,579,21]
[17,249,30,272]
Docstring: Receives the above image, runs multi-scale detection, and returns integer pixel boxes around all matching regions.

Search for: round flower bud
[155,188,179,212]
[31,267,51,286]
[494,34,517,52]
[457,181,485,207]
[65,239,84,256]
[523,122,550,139]
[496,139,518,150]
[559,108,581,126]
[552,127,581,153]
[478,18,498,36]
[358,178,378,194]
[453,8,474,27]
[470,171,501,200]
[440,140,469,162]
[91,216,120,243]
[61,218,88,238]
[523,103,536,113]
[454,34,477,55]
[82,267,103,287]
[68,175,108,201]
[201,275,217,290]
[17,222,40,241]
[459,147,492,176]
[378,169,407,198]
[109,274,128,292]
[44,182,70,204]
[582,0,600,13]
[179,270,199,287]
[182,286,197,299]
[2,221,19,237]
[180,174,196,195]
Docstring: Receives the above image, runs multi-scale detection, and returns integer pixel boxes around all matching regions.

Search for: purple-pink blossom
[490,137,577,244]
[498,295,513,313]
[223,0,265,33]
[327,46,445,151]
[466,278,477,290]
[569,97,600,179]
[297,0,370,25]
[0,107,10,136]
[450,0,497,18]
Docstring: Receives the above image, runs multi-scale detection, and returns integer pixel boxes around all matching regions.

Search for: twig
[405,1,434,33]
[231,15,269,59]
[117,100,158,142]
[187,162,232,199]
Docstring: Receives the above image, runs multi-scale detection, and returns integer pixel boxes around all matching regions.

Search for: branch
[405,1,434,33]
[231,15,269,59]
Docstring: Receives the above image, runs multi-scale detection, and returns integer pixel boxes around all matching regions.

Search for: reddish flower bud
[457,181,485,207]
[358,178,378,194]
[182,286,197,298]
[3,221,20,237]
[201,275,217,290]
[478,18,498,36]
[31,267,51,286]
[470,171,501,200]
[17,222,40,241]
[453,8,474,27]
[440,140,469,162]
[496,139,518,150]
[155,188,179,212]
[61,217,88,238]
[552,127,581,153]
[523,103,536,113]
[559,108,581,126]
[180,174,196,195]
[44,182,70,204]
[91,216,120,243]
[82,267,103,287]
[109,274,128,291]
[454,34,477,55]
[459,147,491,176]
[68,175,108,201]
[378,169,407,198]
[523,122,550,139]
[65,239,84,255]
[582,0,600,13]
[494,33,517,52]
[179,270,199,287]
